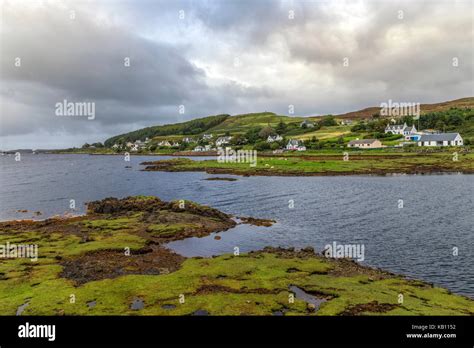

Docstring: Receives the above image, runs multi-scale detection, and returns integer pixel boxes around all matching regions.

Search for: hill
[104,114,230,147]
[333,97,474,120]
[103,97,474,147]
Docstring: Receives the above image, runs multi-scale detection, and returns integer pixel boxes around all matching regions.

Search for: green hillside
[206,112,303,134]
[104,114,230,147]
[103,98,474,149]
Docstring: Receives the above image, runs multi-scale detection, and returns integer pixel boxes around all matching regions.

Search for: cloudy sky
[0,0,472,149]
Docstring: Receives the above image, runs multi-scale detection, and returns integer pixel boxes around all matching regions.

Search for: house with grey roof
[347,139,383,149]
[417,133,463,147]
[300,120,315,128]
[215,136,232,146]
[286,139,300,150]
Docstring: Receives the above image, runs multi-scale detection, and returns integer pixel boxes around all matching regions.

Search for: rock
[214,235,221,240]
[307,303,316,312]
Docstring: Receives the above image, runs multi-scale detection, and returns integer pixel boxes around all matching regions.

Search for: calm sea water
[0,154,473,297]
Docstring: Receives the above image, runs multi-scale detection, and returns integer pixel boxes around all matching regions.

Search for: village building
[215,136,232,146]
[340,119,353,125]
[286,139,306,151]
[158,140,172,147]
[385,122,420,141]
[202,134,213,140]
[300,120,315,128]
[182,137,195,143]
[267,135,283,143]
[347,139,383,149]
[193,146,205,152]
[385,122,415,135]
[417,133,463,147]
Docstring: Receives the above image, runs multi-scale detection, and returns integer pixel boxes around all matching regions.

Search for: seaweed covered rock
[87,196,166,214]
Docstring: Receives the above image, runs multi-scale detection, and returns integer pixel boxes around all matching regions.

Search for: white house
[340,119,353,125]
[202,134,213,140]
[112,143,120,149]
[385,122,416,135]
[267,134,283,143]
[182,137,195,143]
[193,146,205,152]
[300,120,315,128]
[417,133,463,147]
[215,136,232,146]
[385,123,420,140]
[158,140,172,147]
[286,139,299,150]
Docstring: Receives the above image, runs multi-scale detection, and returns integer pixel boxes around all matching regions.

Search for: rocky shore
[0,196,472,315]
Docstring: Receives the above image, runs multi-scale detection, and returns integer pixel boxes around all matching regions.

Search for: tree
[245,127,262,144]
[254,141,270,151]
[230,134,247,145]
[320,115,337,127]
[276,120,287,134]
[270,142,280,150]
[258,126,275,139]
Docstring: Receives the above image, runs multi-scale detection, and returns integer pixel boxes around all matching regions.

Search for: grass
[0,250,472,316]
[142,150,474,176]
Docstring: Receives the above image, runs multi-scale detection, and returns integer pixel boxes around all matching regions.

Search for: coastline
[140,156,474,176]
[1,195,472,315]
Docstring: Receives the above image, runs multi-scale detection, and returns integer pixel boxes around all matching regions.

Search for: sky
[0,0,473,150]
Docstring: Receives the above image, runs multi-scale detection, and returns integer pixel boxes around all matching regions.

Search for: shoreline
[0,195,472,315]
[140,158,474,177]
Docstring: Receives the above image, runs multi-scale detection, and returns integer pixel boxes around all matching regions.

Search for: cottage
[215,136,232,146]
[347,139,383,149]
[182,137,195,143]
[300,120,315,128]
[158,140,172,147]
[286,139,301,150]
[267,134,283,143]
[417,133,463,147]
[193,146,205,152]
[111,143,120,149]
[340,120,353,125]
[385,122,415,135]
[202,134,213,140]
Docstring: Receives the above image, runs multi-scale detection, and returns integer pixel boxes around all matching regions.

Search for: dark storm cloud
[0,0,472,149]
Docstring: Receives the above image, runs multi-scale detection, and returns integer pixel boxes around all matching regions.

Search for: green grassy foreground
[141,150,474,176]
[0,196,472,316]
